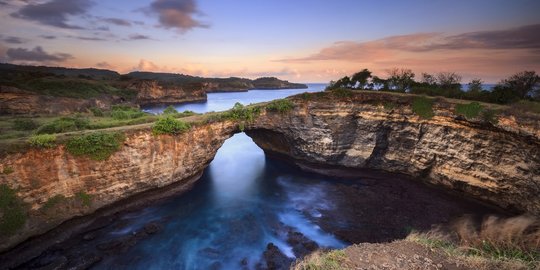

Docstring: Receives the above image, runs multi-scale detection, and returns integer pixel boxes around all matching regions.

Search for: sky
[0,0,539,83]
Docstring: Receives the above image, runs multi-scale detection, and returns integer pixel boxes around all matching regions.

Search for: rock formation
[127,80,207,105]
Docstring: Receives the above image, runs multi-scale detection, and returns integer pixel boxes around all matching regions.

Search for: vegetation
[76,191,92,207]
[89,107,104,117]
[327,68,540,111]
[292,250,347,270]
[408,215,539,269]
[110,105,146,120]
[481,109,499,125]
[412,96,434,119]
[12,119,38,131]
[28,134,57,148]
[2,166,14,175]
[383,102,396,111]
[41,194,66,211]
[152,117,191,135]
[226,102,261,122]
[0,184,26,236]
[266,99,294,113]
[36,117,89,134]
[163,105,178,115]
[455,102,483,119]
[65,132,125,160]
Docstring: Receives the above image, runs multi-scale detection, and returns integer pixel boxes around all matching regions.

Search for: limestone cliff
[127,80,207,105]
[0,121,236,251]
[246,93,540,215]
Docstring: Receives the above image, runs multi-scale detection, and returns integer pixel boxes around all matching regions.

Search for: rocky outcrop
[0,86,116,115]
[0,120,237,252]
[127,80,207,105]
[246,94,540,215]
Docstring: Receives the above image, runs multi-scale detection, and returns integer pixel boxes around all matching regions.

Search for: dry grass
[408,215,540,269]
[291,250,347,270]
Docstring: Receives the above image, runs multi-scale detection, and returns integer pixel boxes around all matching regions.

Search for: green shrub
[482,109,499,124]
[329,88,353,98]
[76,191,92,207]
[2,166,14,175]
[12,119,38,131]
[383,102,396,111]
[266,99,294,113]
[110,105,145,120]
[0,184,26,235]
[41,194,66,211]
[65,132,125,160]
[455,102,483,119]
[152,117,191,135]
[163,105,178,115]
[412,96,434,119]
[226,102,261,122]
[89,107,104,117]
[36,117,89,134]
[28,134,56,148]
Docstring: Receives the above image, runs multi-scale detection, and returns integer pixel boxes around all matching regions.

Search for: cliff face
[0,86,114,115]
[246,95,540,215]
[128,80,207,105]
[0,121,236,251]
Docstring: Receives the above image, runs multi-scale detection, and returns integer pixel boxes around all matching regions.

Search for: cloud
[128,34,151,40]
[102,17,131,26]
[1,36,25,44]
[69,36,106,41]
[40,35,57,40]
[278,24,540,63]
[11,0,93,29]
[149,0,208,32]
[6,46,73,62]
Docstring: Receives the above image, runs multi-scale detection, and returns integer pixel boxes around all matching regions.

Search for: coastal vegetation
[152,116,191,135]
[265,98,295,113]
[0,184,26,236]
[28,134,56,148]
[65,132,125,161]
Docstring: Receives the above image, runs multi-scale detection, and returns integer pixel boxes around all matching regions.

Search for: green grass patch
[12,119,38,131]
[2,166,14,175]
[412,96,434,119]
[65,132,125,160]
[110,105,146,120]
[36,117,89,134]
[41,194,66,211]
[329,88,353,99]
[266,99,294,113]
[89,107,104,117]
[152,117,191,135]
[226,102,261,122]
[76,191,92,207]
[0,184,26,236]
[455,102,483,119]
[28,134,56,148]
[481,109,499,125]
[293,250,346,270]
[383,102,396,111]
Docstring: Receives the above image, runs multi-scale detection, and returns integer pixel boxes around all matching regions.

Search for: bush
[455,102,482,119]
[266,99,294,113]
[2,166,14,175]
[329,88,353,99]
[89,107,104,117]
[152,117,190,135]
[0,184,26,235]
[163,105,178,115]
[12,119,38,131]
[412,96,434,119]
[41,194,66,211]
[482,109,499,124]
[65,132,125,160]
[76,191,92,207]
[110,105,145,120]
[383,102,396,111]
[226,102,261,122]
[36,117,89,134]
[28,134,56,148]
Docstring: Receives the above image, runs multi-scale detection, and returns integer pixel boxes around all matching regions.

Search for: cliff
[246,93,540,215]
[127,80,207,105]
[0,120,237,252]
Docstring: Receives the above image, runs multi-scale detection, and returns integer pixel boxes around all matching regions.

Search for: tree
[436,72,462,90]
[467,79,483,94]
[333,76,352,89]
[499,71,540,99]
[387,68,415,92]
[421,73,437,86]
[350,69,372,89]
[372,76,388,90]
[163,105,178,115]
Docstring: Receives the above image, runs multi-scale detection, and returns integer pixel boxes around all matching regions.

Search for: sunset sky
[0,0,539,83]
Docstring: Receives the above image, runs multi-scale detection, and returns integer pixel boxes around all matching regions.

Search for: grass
[412,96,435,119]
[110,105,146,120]
[2,166,14,175]
[0,184,26,236]
[28,134,56,148]
[481,109,499,124]
[266,99,294,113]
[408,215,539,269]
[12,119,38,131]
[65,132,125,160]
[163,105,178,115]
[35,117,90,134]
[383,101,396,111]
[292,250,347,270]
[455,102,483,119]
[152,117,191,135]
